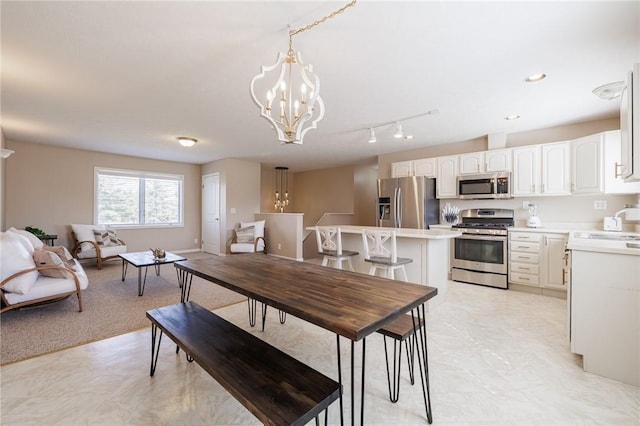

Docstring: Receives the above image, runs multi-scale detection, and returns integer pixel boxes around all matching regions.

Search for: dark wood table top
[175,255,437,341]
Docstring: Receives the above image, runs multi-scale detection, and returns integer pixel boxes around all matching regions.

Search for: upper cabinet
[458,152,485,174]
[485,149,512,172]
[413,158,437,177]
[391,161,413,178]
[436,155,458,198]
[603,130,640,194]
[458,149,512,174]
[572,133,603,194]
[512,142,570,197]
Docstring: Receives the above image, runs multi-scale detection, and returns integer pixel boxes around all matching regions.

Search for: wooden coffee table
[119,251,186,296]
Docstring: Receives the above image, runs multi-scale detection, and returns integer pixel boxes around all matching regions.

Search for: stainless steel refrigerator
[377,176,439,229]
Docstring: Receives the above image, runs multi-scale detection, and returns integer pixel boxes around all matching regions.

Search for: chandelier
[274,167,289,212]
[250,1,357,144]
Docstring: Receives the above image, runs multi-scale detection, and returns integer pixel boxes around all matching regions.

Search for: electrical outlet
[594,200,607,209]
[277,243,282,250]
[522,201,530,209]
[194,238,198,244]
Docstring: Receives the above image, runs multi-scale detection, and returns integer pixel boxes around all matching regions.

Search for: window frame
[94,167,185,229]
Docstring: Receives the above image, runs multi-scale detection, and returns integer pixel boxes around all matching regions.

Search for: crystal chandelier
[274,167,289,212]
[250,1,357,144]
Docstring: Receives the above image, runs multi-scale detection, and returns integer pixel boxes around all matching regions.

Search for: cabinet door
[391,161,413,178]
[458,152,484,174]
[512,146,540,196]
[436,156,458,198]
[572,134,603,194]
[541,234,568,289]
[542,142,571,195]
[414,158,437,177]
[603,130,640,194]
[485,149,512,172]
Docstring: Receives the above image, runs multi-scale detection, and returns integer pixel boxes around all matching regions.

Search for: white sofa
[1,229,89,313]
[71,224,127,269]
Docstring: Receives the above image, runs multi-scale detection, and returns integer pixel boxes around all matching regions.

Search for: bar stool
[315,226,359,271]
[361,229,412,281]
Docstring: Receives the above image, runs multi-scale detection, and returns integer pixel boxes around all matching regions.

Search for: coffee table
[119,251,186,296]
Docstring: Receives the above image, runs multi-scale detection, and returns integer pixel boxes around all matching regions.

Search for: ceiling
[2,1,639,172]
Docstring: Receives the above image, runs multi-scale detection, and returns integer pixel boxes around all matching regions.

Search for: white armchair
[230,220,266,254]
[1,229,88,313]
[71,224,127,269]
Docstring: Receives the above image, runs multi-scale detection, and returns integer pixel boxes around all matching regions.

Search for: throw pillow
[235,226,255,244]
[107,229,122,246]
[240,220,266,251]
[33,249,71,279]
[0,232,39,294]
[93,229,111,246]
[43,246,77,271]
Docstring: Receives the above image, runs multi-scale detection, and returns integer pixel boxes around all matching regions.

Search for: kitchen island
[308,225,460,305]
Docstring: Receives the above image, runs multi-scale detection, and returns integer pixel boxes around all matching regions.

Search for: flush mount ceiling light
[393,121,404,139]
[368,128,377,143]
[592,81,626,100]
[250,1,357,145]
[505,114,521,121]
[177,137,197,147]
[525,73,547,82]
[1,148,15,159]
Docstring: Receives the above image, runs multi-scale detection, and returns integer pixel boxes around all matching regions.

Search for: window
[95,168,184,227]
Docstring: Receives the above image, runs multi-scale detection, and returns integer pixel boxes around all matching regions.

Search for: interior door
[202,173,220,255]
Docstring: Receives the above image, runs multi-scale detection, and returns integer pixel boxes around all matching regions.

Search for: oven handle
[455,234,507,242]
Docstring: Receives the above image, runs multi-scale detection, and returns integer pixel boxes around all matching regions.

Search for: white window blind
[95,168,184,227]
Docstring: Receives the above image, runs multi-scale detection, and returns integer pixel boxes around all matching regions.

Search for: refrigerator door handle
[396,187,402,228]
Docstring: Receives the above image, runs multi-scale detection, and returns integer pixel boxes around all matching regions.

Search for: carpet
[0,252,246,365]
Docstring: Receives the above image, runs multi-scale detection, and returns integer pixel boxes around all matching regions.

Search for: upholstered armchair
[230,220,266,254]
[71,224,127,269]
[1,229,89,313]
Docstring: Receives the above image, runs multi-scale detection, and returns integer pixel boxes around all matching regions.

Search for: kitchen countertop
[307,225,461,240]
[566,230,640,256]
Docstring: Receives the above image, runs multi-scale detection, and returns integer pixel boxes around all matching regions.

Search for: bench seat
[146,302,341,426]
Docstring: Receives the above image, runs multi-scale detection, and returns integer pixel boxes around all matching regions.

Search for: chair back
[362,229,398,263]
[315,226,344,256]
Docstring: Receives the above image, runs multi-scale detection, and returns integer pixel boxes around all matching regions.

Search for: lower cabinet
[509,231,568,292]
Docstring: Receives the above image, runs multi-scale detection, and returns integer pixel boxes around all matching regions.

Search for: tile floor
[1,279,638,425]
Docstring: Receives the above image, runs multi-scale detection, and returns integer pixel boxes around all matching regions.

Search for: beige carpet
[0,252,246,365]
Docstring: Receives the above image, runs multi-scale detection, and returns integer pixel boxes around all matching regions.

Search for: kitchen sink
[573,232,640,241]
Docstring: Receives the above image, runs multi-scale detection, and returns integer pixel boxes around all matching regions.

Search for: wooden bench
[146,301,341,426]
[376,314,425,403]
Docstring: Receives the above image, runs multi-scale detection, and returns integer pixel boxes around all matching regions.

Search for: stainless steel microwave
[457,171,512,199]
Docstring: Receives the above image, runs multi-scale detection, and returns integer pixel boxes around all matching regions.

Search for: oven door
[452,234,507,274]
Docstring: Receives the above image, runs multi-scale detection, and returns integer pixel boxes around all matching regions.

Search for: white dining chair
[315,226,359,271]
[361,229,412,281]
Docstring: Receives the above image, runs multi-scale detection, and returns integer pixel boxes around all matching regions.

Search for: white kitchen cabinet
[485,148,512,172]
[509,231,568,291]
[436,155,458,198]
[458,152,484,174]
[603,130,640,194]
[513,143,570,196]
[572,133,603,194]
[541,233,568,290]
[413,157,437,177]
[512,146,540,196]
[509,232,541,286]
[541,142,571,195]
[391,161,413,178]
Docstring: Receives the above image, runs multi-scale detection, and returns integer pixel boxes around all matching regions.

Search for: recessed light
[525,73,547,82]
[505,114,520,121]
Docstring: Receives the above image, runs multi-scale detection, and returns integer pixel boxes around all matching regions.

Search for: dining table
[174,255,438,425]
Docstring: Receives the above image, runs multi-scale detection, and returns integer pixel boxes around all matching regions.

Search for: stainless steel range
[451,208,514,289]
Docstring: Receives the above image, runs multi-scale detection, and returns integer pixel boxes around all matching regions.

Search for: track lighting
[368,128,377,143]
[393,121,403,139]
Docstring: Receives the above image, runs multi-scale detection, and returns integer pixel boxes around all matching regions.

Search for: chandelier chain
[288,0,357,52]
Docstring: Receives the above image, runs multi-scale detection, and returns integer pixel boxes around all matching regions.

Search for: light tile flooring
[1,280,638,425]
